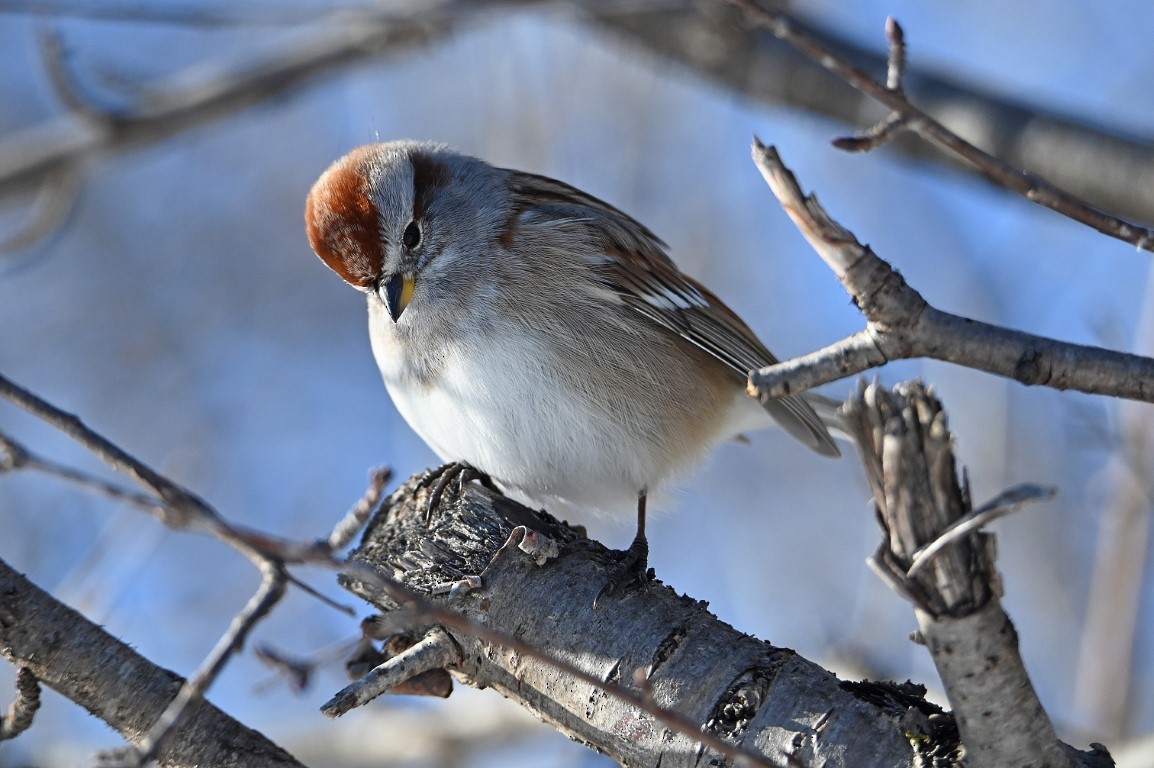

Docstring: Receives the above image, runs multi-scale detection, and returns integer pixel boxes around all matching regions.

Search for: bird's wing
[505,170,839,457]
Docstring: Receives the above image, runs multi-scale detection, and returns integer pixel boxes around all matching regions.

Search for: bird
[305,140,840,596]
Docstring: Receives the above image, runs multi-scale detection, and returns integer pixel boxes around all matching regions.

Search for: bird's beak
[380,272,416,322]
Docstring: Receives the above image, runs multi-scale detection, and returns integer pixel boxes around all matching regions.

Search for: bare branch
[831,112,904,153]
[883,17,905,92]
[0,169,82,253]
[39,28,115,124]
[0,668,40,741]
[0,373,226,529]
[746,141,1154,403]
[128,562,288,766]
[336,473,962,768]
[908,484,1056,578]
[322,627,458,715]
[727,1,1154,251]
[0,557,305,768]
[0,430,169,511]
[831,18,907,153]
[589,2,1154,227]
[328,466,392,551]
[842,381,1082,768]
[0,5,463,204]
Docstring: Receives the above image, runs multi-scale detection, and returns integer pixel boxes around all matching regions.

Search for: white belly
[368,297,759,518]
[381,340,659,515]
[371,297,729,518]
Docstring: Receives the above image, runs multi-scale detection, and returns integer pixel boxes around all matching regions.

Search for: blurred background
[1,1,1152,765]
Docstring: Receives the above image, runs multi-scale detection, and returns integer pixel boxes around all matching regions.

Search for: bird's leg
[593,493,651,607]
[420,461,495,523]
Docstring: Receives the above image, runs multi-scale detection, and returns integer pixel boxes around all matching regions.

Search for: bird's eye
[402,221,421,249]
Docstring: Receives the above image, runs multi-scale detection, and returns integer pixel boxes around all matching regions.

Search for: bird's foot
[419,462,495,523]
[593,533,651,608]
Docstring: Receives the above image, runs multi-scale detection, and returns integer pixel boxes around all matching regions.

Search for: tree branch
[746,140,1154,403]
[335,473,962,767]
[0,5,461,204]
[0,668,40,742]
[725,2,1154,251]
[589,2,1154,227]
[0,556,305,768]
[842,381,1110,768]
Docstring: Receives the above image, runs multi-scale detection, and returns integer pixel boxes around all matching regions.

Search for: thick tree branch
[336,473,961,767]
[4,373,802,766]
[0,557,305,768]
[842,381,1109,768]
[746,141,1154,403]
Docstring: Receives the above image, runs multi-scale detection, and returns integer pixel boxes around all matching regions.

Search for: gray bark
[338,475,960,767]
[0,557,304,768]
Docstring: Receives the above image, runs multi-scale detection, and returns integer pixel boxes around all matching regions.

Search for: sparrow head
[305,140,508,323]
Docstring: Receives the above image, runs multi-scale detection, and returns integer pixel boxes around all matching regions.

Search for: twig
[254,645,313,693]
[0,373,221,530]
[284,573,354,616]
[0,430,167,512]
[328,466,392,550]
[0,169,82,253]
[883,17,905,92]
[746,141,1154,403]
[589,4,1154,226]
[907,484,1056,577]
[728,0,1154,252]
[0,668,40,741]
[322,628,458,714]
[39,28,118,123]
[128,561,288,766]
[0,372,359,561]
[831,18,906,153]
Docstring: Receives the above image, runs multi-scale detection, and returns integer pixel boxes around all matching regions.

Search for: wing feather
[505,170,839,457]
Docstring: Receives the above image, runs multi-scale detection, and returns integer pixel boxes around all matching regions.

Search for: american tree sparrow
[306,141,840,592]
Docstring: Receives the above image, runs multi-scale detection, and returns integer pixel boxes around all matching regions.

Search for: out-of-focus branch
[1074,268,1154,740]
[0,0,341,27]
[590,1,1154,230]
[8,1,1154,250]
[0,5,463,204]
[0,374,366,763]
[842,381,1109,768]
[0,557,306,768]
[746,141,1154,403]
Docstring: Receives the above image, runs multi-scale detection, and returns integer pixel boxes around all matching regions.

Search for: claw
[421,462,494,523]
